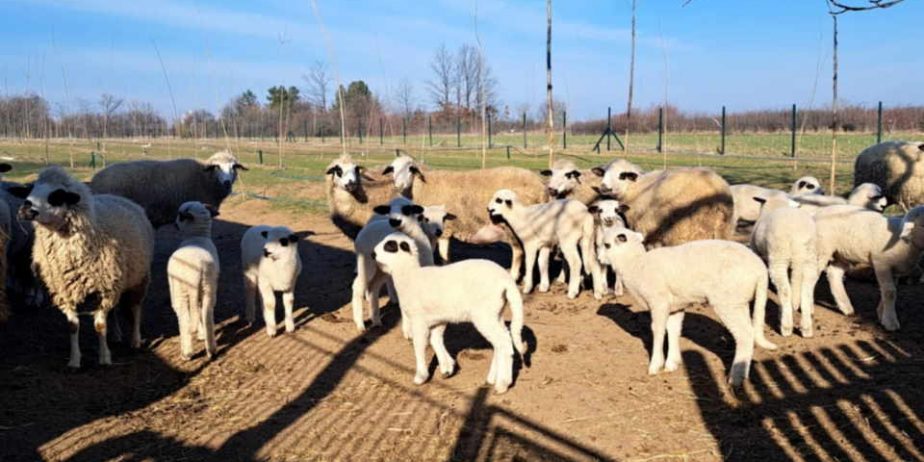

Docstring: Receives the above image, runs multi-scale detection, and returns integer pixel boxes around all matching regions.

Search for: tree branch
[827,0,905,15]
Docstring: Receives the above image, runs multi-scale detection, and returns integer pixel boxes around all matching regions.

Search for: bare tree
[625,0,637,153]
[545,0,554,167]
[427,44,455,110]
[394,78,415,118]
[456,44,478,111]
[304,61,331,110]
[99,93,123,151]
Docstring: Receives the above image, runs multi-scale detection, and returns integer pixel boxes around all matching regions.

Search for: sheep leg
[258,280,278,338]
[555,248,566,285]
[411,320,431,385]
[521,245,538,294]
[108,310,123,343]
[64,309,81,368]
[561,244,583,299]
[825,264,855,316]
[92,308,112,366]
[648,304,669,375]
[350,254,373,332]
[282,291,295,334]
[768,259,794,337]
[367,272,389,329]
[509,239,523,282]
[438,237,451,264]
[612,268,624,296]
[473,313,515,394]
[581,237,606,300]
[664,311,685,372]
[715,304,755,387]
[797,259,818,338]
[873,265,900,331]
[202,283,217,358]
[385,279,399,306]
[537,247,551,292]
[243,272,258,325]
[429,324,455,377]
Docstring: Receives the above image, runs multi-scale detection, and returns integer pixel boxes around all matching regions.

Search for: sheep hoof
[354,323,367,333]
[494,382,510,394]
[538,284,550,293]
[441,362,456,377]
[521,286,533,295]
[413,373,429,385]
[197,332,206,341]
[647,364,662,375]
[881,319,900,332]
[266,328,278,338]
[664,360,681,372]
[181,353,193,361]
[566,291,579,300]
[67,359,81,369]
[285,324,295,334]
[781,326,794,337]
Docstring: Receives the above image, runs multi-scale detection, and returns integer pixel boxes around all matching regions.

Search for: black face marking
[591,166,606,177]
[505,199,512,207]
[48,189,81,207]
[588,205,600,214]
[279,237,289,246]
[445,213,457,221]
[289,234,298,242]
[753,197,767,204]
[797,181,806,188]
[204,164,219,173]
[401,204,424,216]
[617,234,628,243]
[389,218,401,228]
[261,230,268,238]
[604,243,611,249]
[495,198,503,204]
[565,170,581,180]
[263,249,271,258]
[0,163,11,173]
[326,165,343,176]
[373,205,391,215]
[399,241,411,253]
[806,184,816,190]
[539,169,552,176]
[618,172,639,181]
[382,165,394,175]
[383,240,398,253]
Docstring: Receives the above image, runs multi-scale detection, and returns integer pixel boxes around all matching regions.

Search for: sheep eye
[505,200,512,207]
[399,241,411,253]
[798,181,806,188]
[495,198,502,204]
[806,184,815,190]
[617,234,628,243]
[383,240,398,253]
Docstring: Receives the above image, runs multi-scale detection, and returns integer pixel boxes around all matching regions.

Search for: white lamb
[352,202,433,333]
[750,194,818,338]
[598,229,778,386]
[167,202,219,359]
[792,182,888,213]
[487,189,604,299]
[539,159,603,204]
[814,204,924,331]
[241,225,303,337]
[588,199,627,296]
[371,232,526,394]
[730,184,789,226]
[791,176,824,196]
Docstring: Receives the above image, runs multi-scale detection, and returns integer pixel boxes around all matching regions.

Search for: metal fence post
[402,117,407,144]
[877,101,883,144]
[428,116,433,147]
[379,118,384,145]
[657,106,664,153]
[606,107,612,151]
[720,105,726,155]
[562,110,567,149]
[456,116,461,147]
[258,149,264,165]
[488,112,493,148]
[304,120,308,142]
[522,112,527,148]
[791,104,797,158]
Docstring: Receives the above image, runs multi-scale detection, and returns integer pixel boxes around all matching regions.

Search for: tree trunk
[545,0,554,167]
[829,14,839,196]
[626,0,637,154]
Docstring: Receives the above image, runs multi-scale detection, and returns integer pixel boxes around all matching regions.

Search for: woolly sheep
[383,156,545,279]
[592,159,735,247]
[791,176,824,196]
[352,202,433,334]
[539,159,603,204]
[598,229,777,387]
[381,153,426,198]
[750,194,818,338]
[0,162,13,321]
[588,198,627,296]
[792,182,887,213]
[167,202,219,359]
[814,204,924,331]
[325,154,400,239]
[854,141,924,211]
[730,184,789,226]
[371,232,526,394]
[241,225,303,337]
[9,166,154,368]
[90,150,248,227]
[487,189,604,299]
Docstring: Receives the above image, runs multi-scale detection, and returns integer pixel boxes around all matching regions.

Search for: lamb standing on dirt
[539,159,603,204]
[730,184,789,226]
[167,202,219,359]
[487,189,604,299]
[814,205,924,331]
[791,176,824,196]
[326,154,400,239]
[241,225,303,337]
[750,194,818,338]
[792,182,887,213]
[372,233,526,394]
[599,228,777,386]
[89,150,247,227]
[9,166,154,368]
[588,199,627,296]
[854,141,924,211]
[593,159,734,247]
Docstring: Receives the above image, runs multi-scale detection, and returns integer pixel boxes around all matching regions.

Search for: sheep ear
[753,196,767,204]
[204,164,219,172]
[382,165,394,175]
[325,166,341,175]
[618,204,630,214]
[233,163,248,171]
[918,143,924,152]
[588,205,600,214]
[900,222,915,240]
[444,212,457,221]
[0,163,11,173]
[295,230,315,239]
[539,169,552,176]
[260,230,268,238]
[410,166,426,182]
[6,184,32,199]
[591,166,606,177]
[204,204,219,217]
[288,233,298,242]
[373,205,391,215]
[402,204,424,216]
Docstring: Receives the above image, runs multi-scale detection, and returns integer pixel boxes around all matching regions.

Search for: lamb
[592,159,735,247]
[89,150,248,227]
[588,198,627,296]
[750,194,818,338]
[792,182,887,213]
[381,153,426,198]
[371,232,526,394]
[419,205,457,256]
[539,159,603,204]
[241,225,303,337]
[352,202,433,333]
[326,154,401,239]
[598,229,778,386]
[487,189,604,299]
[382,155,546,279]
[730,184,789,226]
[814,204,924,331]
[791,176,824,196]
[167,202,219,359]
[854,141,924,211]
[8,166,154,368]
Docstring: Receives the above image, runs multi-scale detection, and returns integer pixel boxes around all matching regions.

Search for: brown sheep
[854,141,924,211]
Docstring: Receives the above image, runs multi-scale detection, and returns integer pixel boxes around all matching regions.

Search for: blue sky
[1,0,921,120]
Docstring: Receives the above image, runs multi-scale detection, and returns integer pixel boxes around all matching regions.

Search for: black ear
[260,230,269,238]
[384,240,398,253]
[618,204,630,214]
[539,169,553,176]
[326,165,342,176]
[382,165,394,175]
[203,204,219,217]
[444,212,457,221]
[204,164,219,172]
[402,204,424,215]
[409,166,426,182]
[6,184,32,199]
[399,241,411,253]
[588,205,600,214]
[356,165,366,173]
[591,166,606,177]
[918,143,924,151]
[233,163,248,171]
[295,230,316,239]
[279,237,290,246]
[288,233,298,242]
[753,196,767,204]
[373,205,391,215]
[48,189,81,207]
[0,163,11,173]
[624,172,639,182]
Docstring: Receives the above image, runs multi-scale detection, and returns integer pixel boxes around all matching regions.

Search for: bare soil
[1,195,923,461]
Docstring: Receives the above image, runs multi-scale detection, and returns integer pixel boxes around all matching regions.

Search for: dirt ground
[1,193,923,462]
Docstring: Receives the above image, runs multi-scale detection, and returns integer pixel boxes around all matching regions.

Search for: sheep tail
[753,272,778,351]
[505,280,526,356]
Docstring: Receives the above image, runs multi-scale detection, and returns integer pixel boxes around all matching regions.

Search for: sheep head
[588,199,625,228]
[260,226,300,261]
[540,160,581,199]
[591,159,642,200]
[791,176,824,196]
[205,151,247,193]
[487,189,519,224]
[900,206,924,248]
[598,227,646,267]
[382,154,425,194]
[9,166,90,232]
[419,205,456,240]
[372,232,419,274]
[174,201,216,235]
[326,156,364,194]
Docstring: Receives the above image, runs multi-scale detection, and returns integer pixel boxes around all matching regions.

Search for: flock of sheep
[0,140,921,395]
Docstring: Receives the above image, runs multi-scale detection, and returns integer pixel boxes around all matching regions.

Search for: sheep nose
[371,250,377,260]
[19,206,37,221]
[388,218,401,228]
[435,229,443,237]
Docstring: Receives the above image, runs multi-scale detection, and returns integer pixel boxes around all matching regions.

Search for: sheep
[814,204,924,331]
[598,228,778,386]
[371,232,526,394]
[587,198,627,296]
[592,159,735,248]
[167,202,219,359]
[8,166,154,368]
[730,184,789,226]
[419,205,457,257]
[352,202,433,334]
[791,176,824,196]
[487,189,604,299]
[750,194,818,338]
[0,162,13,322]
[241,225,303,337]
[382,155,546,279]
[89,150,247,227]
[538,159,603,204]
[792,182,887,213]
[381,153,425,198]
[325,154,401,239]
[854,141,924,211]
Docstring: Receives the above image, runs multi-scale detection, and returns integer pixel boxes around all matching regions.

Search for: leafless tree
[625,0,637,153]
[456,44,478,111]
[304,61,331,110]
[545,0,554,166]
[427,44,455,110]
[99,93,123,150]
[394,78,415,118]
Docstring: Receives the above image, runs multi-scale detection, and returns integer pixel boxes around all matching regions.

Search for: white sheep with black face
[790,176,824,196]
[538,159,602,205]
[372,232,526,394]
[241,225,303,337]
[325,154,401,240]
[588,198,627,296]
[792,182,888,213]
